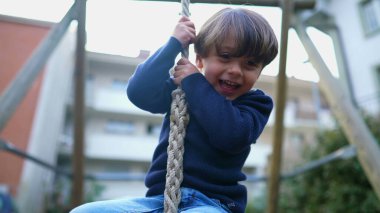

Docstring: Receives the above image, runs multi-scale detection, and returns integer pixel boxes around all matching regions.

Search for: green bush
[279,114,380,212]
[45,178,105,213]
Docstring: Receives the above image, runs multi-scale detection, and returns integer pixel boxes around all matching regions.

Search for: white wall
[16,26,76,213]
[325,0,380,114]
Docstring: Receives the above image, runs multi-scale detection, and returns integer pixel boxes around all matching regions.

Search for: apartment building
[55,50,332,203]
[59,51,157,200]
[301,0,380,115]
[8,0,374,211]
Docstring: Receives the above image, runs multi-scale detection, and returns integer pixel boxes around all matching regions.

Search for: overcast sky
[0,0,339,81]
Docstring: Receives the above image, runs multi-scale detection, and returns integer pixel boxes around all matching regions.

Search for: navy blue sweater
[127,37,273,213]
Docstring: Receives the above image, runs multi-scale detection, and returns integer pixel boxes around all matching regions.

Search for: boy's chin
[224,94,238,101]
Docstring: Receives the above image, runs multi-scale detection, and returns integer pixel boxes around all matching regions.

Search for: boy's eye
[247,60,258,66]
[246,60,262,70]
[219,52,231,59]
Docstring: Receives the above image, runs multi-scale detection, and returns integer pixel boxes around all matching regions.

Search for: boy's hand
[173,58,199,85]
[172,16,196,48]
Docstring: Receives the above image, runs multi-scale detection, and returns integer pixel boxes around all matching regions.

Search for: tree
[279,114,380,212]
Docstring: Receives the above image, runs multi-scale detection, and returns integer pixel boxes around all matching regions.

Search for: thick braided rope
[163,0,190,212]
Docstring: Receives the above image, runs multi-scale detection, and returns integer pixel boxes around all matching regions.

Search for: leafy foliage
[45,178,105,213]
[279,115,380,212]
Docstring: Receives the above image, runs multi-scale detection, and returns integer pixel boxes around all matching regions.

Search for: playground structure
[1,0,380,212]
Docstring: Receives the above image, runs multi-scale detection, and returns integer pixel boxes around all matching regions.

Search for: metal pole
[281,145,356,179]
[71,0,87,208]
[0,139,72,178]
[266,0,292,212]
[0,2,78,132]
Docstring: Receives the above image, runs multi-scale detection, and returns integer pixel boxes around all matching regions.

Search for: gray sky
[0,0,339,81]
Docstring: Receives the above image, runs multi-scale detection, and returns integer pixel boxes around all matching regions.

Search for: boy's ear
[195,54,203,69]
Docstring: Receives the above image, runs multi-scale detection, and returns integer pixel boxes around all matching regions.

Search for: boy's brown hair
[194,8,278,66]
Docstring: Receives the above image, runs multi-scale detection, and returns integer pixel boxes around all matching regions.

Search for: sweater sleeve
[181,73,273,154]
[126,37,182,113]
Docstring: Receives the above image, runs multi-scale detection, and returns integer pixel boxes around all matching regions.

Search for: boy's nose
[227,62,243,76]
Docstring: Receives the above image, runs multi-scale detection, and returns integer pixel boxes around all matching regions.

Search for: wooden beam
[294,15,380,201]
[266,0,292,212]
[135,0,315,9]
[71,0,87,208]
[0,2,78,132]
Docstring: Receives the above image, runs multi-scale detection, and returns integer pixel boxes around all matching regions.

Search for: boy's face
[196,40,263,100]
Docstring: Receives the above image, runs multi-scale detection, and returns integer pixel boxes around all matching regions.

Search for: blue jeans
[70,187,231,213]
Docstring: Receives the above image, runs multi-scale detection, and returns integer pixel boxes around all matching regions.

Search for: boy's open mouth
[219,80,240,95]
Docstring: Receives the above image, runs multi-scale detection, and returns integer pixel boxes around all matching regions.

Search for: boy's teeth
[223,80,237,86]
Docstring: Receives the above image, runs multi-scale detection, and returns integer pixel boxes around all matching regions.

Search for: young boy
[71,7,278,213]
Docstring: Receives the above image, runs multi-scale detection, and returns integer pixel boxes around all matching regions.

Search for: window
[105,120,135,134]
[242,167,257,175]
[290,133,304,147]
[359,0,380,35]
[111,79,128,90]
[147,123,162,136]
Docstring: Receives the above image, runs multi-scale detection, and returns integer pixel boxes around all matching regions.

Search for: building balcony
[58,133,157,162]
[267,106,334,129]
[68,84,162,117]
[244,143,271,168]
[85,133,157,162]
[91,88,152,116]
[58,132,271,169]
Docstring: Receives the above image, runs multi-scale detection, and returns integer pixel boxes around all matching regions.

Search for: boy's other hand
[173,58,199,85]
[173,16,196,48]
